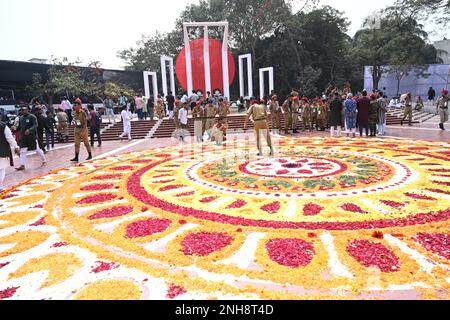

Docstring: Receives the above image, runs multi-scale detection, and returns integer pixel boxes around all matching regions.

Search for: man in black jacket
[428,87,436,102]
[44,110,56,150]
[15,105,46,171]
[34,106,48,153]
[166,92,175,119]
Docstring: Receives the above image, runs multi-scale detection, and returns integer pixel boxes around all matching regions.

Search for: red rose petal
[166,284,187,299]
[413,233,449,259]
[175,191,195,197]
[52,242,68,248]
[404,193,437,201]
[159,185,185,192]
[153,174,172,178]
[111,166,135,171]
[125,218,171,238]
[181,232,233,256]
[372,231,384,239]
[80,184,114,191]
[303,203,324,216]
[77,193,117,204]
[261,202,281,214]
[226,200,247,209]
[29,217,46,226]
[199,196,219,203]
[341,203,368,214]
[425,188,450,195]
[266,238,315,268]
[95,174,122,180]
[88,206,134,220]
[380,200,406,209]
[0,287,19,300]
[428,169,450,173]
[347,240,400,272]
[432,181,450,187]
[91,261,119,273]
[153,179,176,184]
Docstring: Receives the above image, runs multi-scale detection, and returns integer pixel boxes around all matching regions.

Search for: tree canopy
[118,0,442,99]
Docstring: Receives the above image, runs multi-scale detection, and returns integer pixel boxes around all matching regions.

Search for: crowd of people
[0,83,449,191]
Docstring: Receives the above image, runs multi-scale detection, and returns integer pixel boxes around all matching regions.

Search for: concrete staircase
[50,119,158,143]
[49,107,433,142]
[387,107,436,124]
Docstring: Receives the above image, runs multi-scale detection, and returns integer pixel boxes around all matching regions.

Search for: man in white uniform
[178,104,189,142]
[119,106,132,141]
[0,121,19,191]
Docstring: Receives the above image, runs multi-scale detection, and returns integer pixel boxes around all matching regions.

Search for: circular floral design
[241,156,347,179]
[0,137,449,300]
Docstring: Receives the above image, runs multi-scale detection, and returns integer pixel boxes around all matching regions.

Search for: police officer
[192,101,204,143]
[437,89,449,130]
[301,97,312,132]
[311,98,319,131]
[205,100,217,140]
[291,96,300,133]
[282,96,293,134]
[269,95,281,135]
[244,99,274,157]
[70,101,92,162]
[401,93,413,126]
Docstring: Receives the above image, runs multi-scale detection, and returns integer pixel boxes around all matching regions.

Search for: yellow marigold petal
[73,280,142,300]
[0,211,41,229]
[0,231,50,258]
[9,253,82,288]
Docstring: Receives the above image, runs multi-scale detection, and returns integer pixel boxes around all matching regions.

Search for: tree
[118,0,315,72]
[390,0,450,27]
[351,15,438,91]
[297,66,322,97]
[254,5,352,98]
[384,18,438,95]
[103,82,136,98]
[118,31,182,72]
[28,58,106,107]
[351,21,392,91]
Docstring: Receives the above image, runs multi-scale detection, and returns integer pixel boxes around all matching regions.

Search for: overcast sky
[0,0,448,70]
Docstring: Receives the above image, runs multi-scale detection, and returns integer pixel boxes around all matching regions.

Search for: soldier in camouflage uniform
[368,93,380,137]
[310,98,319,131]
[192,101,204,143]
[269,95,281,134]
[282,96,293,134]
[316,99,327,131]
[291,96,300,133]
[205,101,217,140]
[437,89,449,130]
[301,96,312,132]
[70,101,92,162]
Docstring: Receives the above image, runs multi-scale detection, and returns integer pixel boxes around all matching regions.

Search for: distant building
[434,39,450,64]
[28,58,48,64]
[0,59,146,111]
[364,64,450,99]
